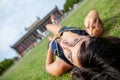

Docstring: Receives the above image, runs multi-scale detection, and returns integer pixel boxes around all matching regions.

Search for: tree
[0,59,14,75]
[63,0,82,12]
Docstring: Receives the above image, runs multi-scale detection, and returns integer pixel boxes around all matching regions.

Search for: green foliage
[63,0,81,12]
[0,64,5,75]
[62,0,120,37]
[0,59,14,75]
[0,0,120,80]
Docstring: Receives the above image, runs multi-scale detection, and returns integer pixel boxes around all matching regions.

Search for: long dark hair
[71,36,120,80]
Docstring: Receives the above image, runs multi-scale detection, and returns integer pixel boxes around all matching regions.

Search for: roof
[12,6,60,48]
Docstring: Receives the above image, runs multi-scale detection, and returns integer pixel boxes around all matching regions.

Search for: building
[11,7,63,57]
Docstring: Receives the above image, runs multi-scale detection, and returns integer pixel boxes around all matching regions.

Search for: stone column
[17,43,25,54]
[32,31,38,39]
[15,47,23,57]
[27,36,33,45]
[22,41,28,50]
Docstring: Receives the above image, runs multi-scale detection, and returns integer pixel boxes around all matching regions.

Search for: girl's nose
[60,39,74,48]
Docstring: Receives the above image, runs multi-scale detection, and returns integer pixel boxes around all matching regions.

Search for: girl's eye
[73,39,81,46]
[68,53,71,59]
[68,53,73,62]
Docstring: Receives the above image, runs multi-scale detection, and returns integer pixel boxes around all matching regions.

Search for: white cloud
[0,0,65,62]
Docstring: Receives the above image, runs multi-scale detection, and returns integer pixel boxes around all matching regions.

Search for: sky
[0,0,66,62]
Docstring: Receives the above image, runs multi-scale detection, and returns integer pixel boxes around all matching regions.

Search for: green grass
[0,0,120,80]
[62,0,120,37]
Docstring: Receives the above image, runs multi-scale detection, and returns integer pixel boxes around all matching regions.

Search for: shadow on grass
[103,13,120,35]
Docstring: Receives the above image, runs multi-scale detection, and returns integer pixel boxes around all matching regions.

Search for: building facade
[11,7,63,57]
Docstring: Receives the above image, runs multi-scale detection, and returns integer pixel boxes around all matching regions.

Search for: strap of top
[59,27,89,36]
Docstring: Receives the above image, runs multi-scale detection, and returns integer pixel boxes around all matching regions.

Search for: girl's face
[60,31,89,68]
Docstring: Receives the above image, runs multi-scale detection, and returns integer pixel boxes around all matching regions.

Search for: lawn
[0,0,120,80]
